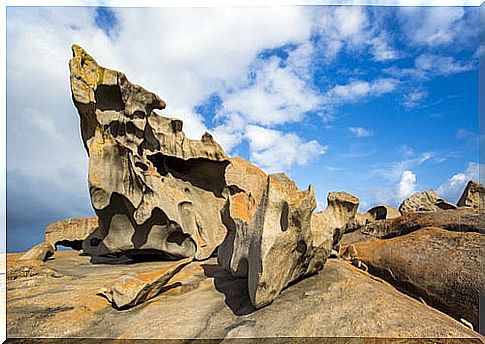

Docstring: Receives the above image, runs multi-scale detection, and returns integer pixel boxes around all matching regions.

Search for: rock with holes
[367,205,401,220]
[70,45,229,261]
[45,217,98,250]
[19,242,55,262]
[398,190,457,214]
[457,180,485,209]
[219,172,327,308]
[311,191,360,250]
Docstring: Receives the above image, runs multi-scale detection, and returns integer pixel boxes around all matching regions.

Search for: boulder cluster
[17,46,483,335]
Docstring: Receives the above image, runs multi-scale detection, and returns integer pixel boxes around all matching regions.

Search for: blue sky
[6,5,483,252]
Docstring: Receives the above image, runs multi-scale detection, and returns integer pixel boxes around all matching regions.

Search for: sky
[5,4,484,252]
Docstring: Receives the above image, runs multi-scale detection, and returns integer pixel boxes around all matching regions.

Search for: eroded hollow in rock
[147,153,229,198]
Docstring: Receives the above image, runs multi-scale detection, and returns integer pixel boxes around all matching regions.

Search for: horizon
[6,4,484,253]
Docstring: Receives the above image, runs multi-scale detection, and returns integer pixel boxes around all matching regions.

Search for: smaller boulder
[367,205,401,220]
[312,191,360,249]
[457,180,485,209]
[19,242,54,262]
[399,191,456,214]
[98,258,192,309]
[45,217,98,250]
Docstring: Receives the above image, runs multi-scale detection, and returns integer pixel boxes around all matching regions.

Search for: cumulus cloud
[398,170,417,199]
[217,55,321,127]
[437,162,482,202]
[245,125,327,173]
[348,127,374,138]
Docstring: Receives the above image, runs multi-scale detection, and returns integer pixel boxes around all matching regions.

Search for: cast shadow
[201,264,256,316]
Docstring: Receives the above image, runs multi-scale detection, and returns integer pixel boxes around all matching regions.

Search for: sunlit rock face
[70,45,229,261]
[219,170,332,308]
[398,190,456,214]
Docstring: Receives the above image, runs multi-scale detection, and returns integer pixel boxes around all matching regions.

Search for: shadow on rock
[202,264,255,316]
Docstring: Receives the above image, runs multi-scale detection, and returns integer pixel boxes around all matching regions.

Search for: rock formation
[70,45,230,261]
[367,204,401,220]
[19,242,54,262]
[398,190,456,213]
[311,191,360,249]
[346,226,483,330]
[45,217,98,250]
[457,180,485,209]
[70,46,342,308]
[361,207,484,238]
[219,172,325,308]
[99,258,192,309]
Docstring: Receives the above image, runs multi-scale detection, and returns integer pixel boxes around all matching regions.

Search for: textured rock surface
[219,173,323,308]
[45,217,98,250]
[70,45,229,261]
[367,205,401,220]
[311,191,360,249]
[19,242,54,262]
[347,227,483,330]
[399,190,457,213]
[99,258,192,309]
[361,208,484,238]
[457,180,485,209]
[6,251,482,339]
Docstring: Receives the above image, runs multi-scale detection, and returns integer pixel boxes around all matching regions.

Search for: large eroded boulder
[399,190,456,213]
[70,45,230,261]
[347,226,483,330]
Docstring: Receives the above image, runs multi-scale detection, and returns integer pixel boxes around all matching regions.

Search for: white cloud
[398,170,417,199]
[326,78,398,104]
[402,89,427,109]
[348,127,373,138]
[437,162,482,202]
[245,125,327,173]
[398,7,472,47]
[414,54,475,77]
[386,54,476,81]
[370,33,400,62]
[218,55,321,127]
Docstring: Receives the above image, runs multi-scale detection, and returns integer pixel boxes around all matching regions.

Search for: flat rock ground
[5,251,483,342]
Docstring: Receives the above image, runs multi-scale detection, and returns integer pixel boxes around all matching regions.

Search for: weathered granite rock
[99,258,192,309]
[6,251,482,339]
[217,157,268,278]
[458,180,485,209]
[367,204,401,220]
[70,45,229,261]
[362,207,484,238]
[19,242,54,262]
[45,217,98,250]
[348,227,483,330]
[219,173,324,308]
[399,190,457,213]
[311,191,360,249]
